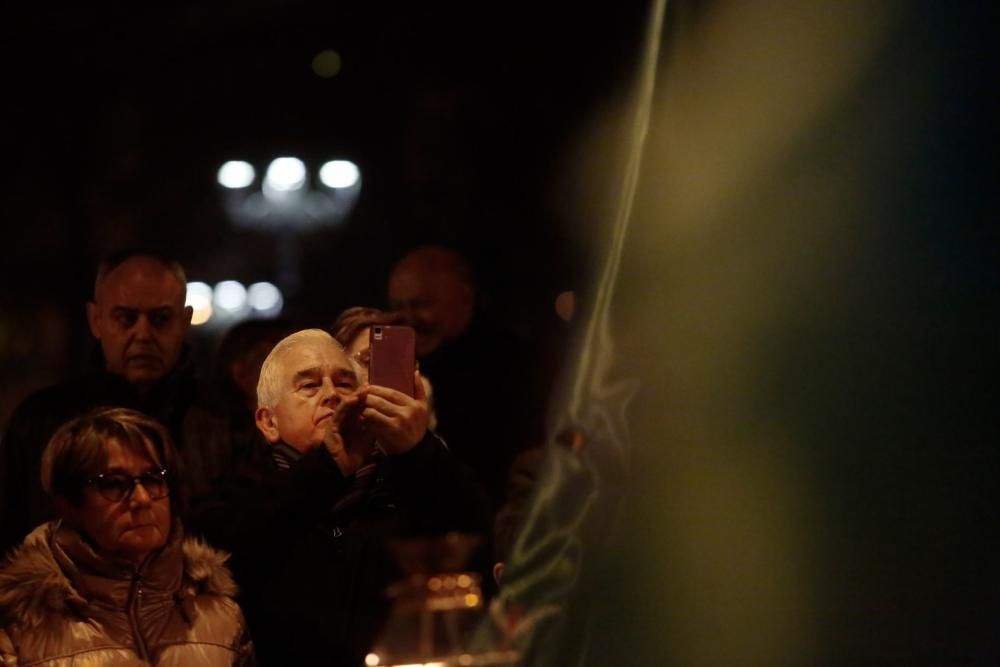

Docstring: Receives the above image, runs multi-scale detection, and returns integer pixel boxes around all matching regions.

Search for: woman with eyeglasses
[0,406,254,666]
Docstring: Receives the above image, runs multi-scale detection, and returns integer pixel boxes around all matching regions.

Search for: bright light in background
[247,281,284,317]
[264,157,307,192]
[312,49,342,78]
[217,161,256,189]
[213,280,247,312]
[186,282,214,325]
[319,160,360,188]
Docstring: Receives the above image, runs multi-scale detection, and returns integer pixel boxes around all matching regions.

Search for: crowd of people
[0,246,550,665]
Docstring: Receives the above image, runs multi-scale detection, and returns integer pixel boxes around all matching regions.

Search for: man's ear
[255,406,281,443]
[86,301,101,339]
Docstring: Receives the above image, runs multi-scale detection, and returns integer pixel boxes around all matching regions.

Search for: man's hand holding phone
[322,389,374,476]
[363,370,429,455]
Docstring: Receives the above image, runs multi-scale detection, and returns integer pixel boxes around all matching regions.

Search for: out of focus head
[387,245,475,358]
[330,306,405,384]
[217,318,293,410]
[255,329,360,453]
[86,250,193,391]
[42,407,179,562]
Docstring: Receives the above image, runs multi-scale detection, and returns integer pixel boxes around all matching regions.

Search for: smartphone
[368,325,416,396]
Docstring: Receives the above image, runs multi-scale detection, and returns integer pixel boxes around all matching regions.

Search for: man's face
[66,438,172,562]
[87,257,192,388]
[258,339,360,452]
[388,267,472,358]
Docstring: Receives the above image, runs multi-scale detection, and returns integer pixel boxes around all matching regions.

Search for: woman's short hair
[40,407,184,511]
[330,306,404,348]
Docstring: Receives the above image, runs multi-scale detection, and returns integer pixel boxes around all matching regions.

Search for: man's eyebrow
[291,368,322,384]
[333,367,358,382]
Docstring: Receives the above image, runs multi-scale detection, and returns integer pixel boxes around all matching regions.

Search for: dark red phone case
[368,325,416,396]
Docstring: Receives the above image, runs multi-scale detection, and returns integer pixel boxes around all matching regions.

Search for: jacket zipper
[127,569,151,662]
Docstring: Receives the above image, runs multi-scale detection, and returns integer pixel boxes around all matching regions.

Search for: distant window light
[186,282,214,325]
[217,161,256,189]
[264,157,307,192]
[319,160,360,189]
[214,280,248,312]
[247,282,284,317]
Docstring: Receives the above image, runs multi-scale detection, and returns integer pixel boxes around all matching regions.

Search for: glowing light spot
[456,574,472,588]
[364,653,380,666]
[464,593,480,607]
[264,157,307,192]
[427,577,442,591]
[312,49,343,78]
[247,282,283,317]
[443,576,456,590]
[319,160,360,188]
[186,282,214,325]
[214,280,247,312]
[458,655,474,666]
[555,290,576,322]
[217,161,255,189]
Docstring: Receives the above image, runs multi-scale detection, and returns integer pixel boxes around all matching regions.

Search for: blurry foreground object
[367,533,520,667]
[473,0,997,665]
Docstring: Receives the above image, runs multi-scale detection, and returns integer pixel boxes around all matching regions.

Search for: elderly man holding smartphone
[190,328,489,667]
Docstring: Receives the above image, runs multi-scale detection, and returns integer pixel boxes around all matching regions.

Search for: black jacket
[189,432,491,667]
[0,350,238,555]
[417,316,544,507]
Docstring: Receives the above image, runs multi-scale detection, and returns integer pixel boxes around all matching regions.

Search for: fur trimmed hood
[0,522,237,629]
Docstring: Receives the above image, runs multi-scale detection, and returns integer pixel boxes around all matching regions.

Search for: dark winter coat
[189,432,490,667]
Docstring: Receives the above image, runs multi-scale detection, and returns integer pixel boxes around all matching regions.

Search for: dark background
[0,1,652,423]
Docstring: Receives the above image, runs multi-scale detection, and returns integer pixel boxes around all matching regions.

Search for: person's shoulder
[180,534,239,599]
[5,378,94,430]
[0,523,63,627]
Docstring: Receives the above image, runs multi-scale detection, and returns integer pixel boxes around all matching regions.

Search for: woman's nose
[129,480,153,506]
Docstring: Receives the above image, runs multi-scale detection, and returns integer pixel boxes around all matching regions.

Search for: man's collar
[271,441,304,470]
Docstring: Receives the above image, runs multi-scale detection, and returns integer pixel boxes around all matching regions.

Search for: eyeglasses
[85,469,169,502]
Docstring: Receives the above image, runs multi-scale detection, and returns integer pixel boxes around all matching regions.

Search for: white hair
[256,329,345,409]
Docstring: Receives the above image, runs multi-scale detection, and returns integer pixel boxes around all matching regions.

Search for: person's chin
[124,363,166,385]
[119,526,167,554]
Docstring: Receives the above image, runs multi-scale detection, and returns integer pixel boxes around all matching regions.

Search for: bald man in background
[0,249,235,554]
[387,244,544,509]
